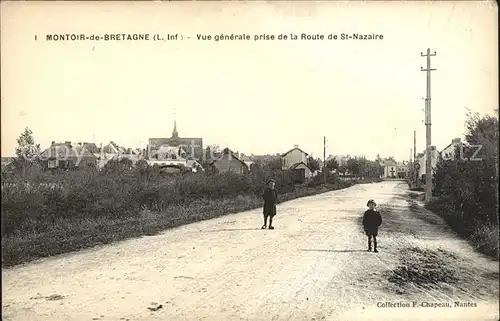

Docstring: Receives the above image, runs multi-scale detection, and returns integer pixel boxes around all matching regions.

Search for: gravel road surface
[3,181,499,321]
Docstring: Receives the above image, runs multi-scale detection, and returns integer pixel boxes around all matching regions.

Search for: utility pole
[421,48,436,203]
[323,136,327,184]
[413,130,416,160]
[413,130,418,187]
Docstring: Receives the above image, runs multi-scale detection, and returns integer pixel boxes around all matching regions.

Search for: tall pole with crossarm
[323,136,327,184]
[421,48,437,203]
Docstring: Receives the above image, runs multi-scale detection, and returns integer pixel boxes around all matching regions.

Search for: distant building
[147,142,203,173]
[211,148,249,174]
[289,161,312,182]
[382,159,398,178]
[281,145,309,169]
[147,120,203,161]
[416,146,440,179]
[396,161,409,178]
[81,142,100,154]
[440,138,463,161]
[281,145,312,181]
[147,159,202,174]
[101,142,119,154]
[40,141,97,170]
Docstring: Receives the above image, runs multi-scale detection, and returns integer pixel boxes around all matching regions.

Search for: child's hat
[267,178,276,184]
[367,199,376,206]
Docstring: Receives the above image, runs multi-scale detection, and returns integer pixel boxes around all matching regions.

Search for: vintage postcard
[1,1,498,320]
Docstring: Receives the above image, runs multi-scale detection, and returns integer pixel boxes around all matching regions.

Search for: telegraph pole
[323,136,327,184]
[413,130,417,187]
[421,48,436,202]
[413,130,416,161]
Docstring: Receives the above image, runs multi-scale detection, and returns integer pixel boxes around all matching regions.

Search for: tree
[266,157,282,170]
[136,159,149,170]
[338,165,347,175]
[347,158,361,176]
[14,127,42,179]
[15,127,40,162]
[103,157,133,174]
[326,158,339,171]
[465,110,499,164]
[307,156,321,172]
[433,111,499,238]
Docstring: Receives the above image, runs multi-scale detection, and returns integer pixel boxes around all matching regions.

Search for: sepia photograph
[1,1,499,320]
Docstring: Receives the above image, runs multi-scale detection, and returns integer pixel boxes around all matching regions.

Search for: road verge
[2,182,354,268]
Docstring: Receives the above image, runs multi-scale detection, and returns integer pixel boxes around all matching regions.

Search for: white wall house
[212,148,249,174]
[281,145,312,181]
[382,159,398,178]
[281,145,308,170]
[440,138,463,161]
[417,146,440,178]
[396,161,409,178]
[289,162,313,180]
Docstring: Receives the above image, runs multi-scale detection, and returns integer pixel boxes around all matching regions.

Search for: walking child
[262,179,278,230]
[362,199,382,252]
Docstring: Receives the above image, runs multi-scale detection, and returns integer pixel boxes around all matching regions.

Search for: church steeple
[172,119,178,138]
[171,108,179,138]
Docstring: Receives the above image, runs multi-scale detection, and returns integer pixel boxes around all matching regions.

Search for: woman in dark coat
[262,179,278,230]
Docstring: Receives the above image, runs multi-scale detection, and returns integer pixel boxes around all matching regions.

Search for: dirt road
[2,181,499,321]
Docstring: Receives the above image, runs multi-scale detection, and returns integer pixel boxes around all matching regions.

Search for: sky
[1,1,498,161]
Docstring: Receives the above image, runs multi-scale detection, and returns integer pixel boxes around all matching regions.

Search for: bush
[2,156,368,266]
[430,111,499,259]
[0,165,313,238]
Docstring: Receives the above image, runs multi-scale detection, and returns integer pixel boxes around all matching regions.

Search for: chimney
[294,144,299,148]
[452,138,461,144]
[65,141,72,147]
[51,141,55,146]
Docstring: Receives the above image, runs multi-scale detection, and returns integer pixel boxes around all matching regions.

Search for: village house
[289,162,313,182]
[101,142,119,154]
[148,160,187,174]
[40,141,98,170]
[236,153,255,170]
[82,142,100,154]
[381,159,398,178]
[147,120,203,161]
[210,148,249,174]
[93,142,116,169]
[440,138,463,161]
[92,141,147,169]
[396,161,409,178]
[147,144,203,173]
[281,145,312,182]
[416,146,440,179]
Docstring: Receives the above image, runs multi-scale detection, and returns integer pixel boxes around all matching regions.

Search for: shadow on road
[299,249,367,253]
[207,228,262,232]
